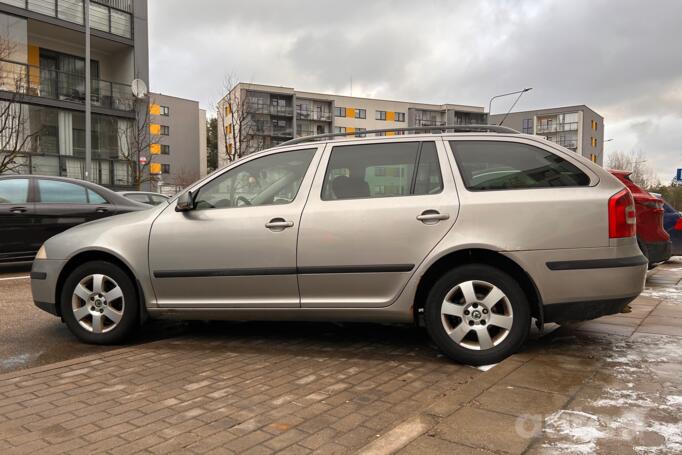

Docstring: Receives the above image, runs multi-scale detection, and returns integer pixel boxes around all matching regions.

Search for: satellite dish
[131,79,148,99]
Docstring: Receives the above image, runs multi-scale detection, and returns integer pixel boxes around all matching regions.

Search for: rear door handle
[265,218,294,230]
[9,206,27,214]
[95,207,109,213]
[417,210,450,223]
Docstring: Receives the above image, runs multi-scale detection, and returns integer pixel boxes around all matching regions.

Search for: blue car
[662,201,682,256]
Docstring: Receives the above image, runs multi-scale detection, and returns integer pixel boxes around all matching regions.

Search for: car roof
[118,190,167,196]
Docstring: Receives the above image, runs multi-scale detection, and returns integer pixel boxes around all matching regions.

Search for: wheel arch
[55,249,148,323]
[413,248,543,325]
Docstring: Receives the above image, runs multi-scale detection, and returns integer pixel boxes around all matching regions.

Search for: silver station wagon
[31,126,647,365]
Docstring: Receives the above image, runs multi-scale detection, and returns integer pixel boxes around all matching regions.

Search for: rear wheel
[60,261,139,344]
[424,264,530,366]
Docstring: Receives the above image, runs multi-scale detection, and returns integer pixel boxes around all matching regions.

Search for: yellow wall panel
[346,108,355,118]
[386,131,395,136]
[386,111,395,121]
[149,104,160,115]
[149,124,160,135]
[27,45,40,89]
[149,163,161,174]
[150,143,161,154]
[346,127,355,134]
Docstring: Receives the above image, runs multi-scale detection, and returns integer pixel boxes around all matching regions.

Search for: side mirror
[175,190,195,212]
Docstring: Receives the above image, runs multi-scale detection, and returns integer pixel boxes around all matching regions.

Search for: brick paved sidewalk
[1,262,680,454]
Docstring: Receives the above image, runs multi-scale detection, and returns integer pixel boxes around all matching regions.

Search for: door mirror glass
[175,191,195,212]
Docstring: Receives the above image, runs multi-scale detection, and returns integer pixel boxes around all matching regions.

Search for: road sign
[676,168,682,182]
[139,156,148,165]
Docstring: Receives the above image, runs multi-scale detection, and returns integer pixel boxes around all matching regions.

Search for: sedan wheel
[425,264,530,365]
[61,261,139,344]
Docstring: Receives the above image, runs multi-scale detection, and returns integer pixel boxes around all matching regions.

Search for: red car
[610,170,672,266]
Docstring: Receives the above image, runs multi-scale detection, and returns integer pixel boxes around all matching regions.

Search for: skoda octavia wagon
[31,126,647,365]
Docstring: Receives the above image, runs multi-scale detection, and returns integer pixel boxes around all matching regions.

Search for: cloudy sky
[148,0,682,181]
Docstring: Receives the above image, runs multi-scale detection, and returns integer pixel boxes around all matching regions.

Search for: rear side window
[38,180,88,203]
[87,190,108,204]
[322,142,442,200]
[450,141,589,191]
[0,179,29,204]
[125,193,151,204]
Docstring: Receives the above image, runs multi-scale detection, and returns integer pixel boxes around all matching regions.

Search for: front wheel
[60,261,139,344]
[424,264,530,366]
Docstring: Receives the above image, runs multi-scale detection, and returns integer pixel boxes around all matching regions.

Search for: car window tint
[413,142,443,195]
[126,193,151,204]
[450,141,590,191]
[322,142,419,200]
[38,180,88,203]
[194,148,316,210]
[0,179,29,204]
[87,190,107,204]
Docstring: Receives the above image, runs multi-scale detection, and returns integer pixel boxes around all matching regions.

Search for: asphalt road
[0,261,186,374]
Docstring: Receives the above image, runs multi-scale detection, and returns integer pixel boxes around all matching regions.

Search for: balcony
[0,58,134,112]
[536,122,579,134]
[245,102,293,116]
[252,126,294,138]
[296,110,332,121]
[554,139,578,149]
[1,0,133,39]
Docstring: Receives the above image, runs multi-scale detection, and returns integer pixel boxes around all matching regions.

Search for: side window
[450,141,590,191]
[322,142,442,200]
[37,180,88,203]
[125,193,151,204]
[150,195,169,205]
[194,148,316,210]
[413,142,443,195]
[0,179,29,204]
[87,190,108,204]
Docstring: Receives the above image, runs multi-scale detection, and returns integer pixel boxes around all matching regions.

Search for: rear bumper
[543,296,636,323]
[644,240,673,264]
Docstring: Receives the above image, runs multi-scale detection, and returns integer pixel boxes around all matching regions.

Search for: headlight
[35,245,47,260]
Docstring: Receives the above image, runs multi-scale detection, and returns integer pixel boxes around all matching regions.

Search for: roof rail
[279,124,519,147]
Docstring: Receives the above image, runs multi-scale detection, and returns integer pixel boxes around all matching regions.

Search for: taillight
[609,189,636,238]
[675,218,682,231]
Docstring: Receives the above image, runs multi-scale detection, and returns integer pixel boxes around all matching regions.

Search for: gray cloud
[149,0,682,180]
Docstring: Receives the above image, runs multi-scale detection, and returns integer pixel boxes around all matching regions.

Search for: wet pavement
[0,262,186,374]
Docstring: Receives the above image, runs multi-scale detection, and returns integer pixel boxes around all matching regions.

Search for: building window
[160,125,170,136]
[334,127,346,134]
[590,154,597,163]
[334,107,346,117]
[522,118,533,134]
[355,109,366,119]
[161,144,170,155]
[355,127,367,137]
[160,106,170,116]
[376,110,387,120]
[161,164,171,174]
[395,112,405,122]
[591,137,597,147]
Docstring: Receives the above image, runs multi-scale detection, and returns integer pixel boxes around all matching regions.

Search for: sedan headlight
[35,245,47,260]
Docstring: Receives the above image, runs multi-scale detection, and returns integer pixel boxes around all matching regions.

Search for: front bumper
[31,258,67,317]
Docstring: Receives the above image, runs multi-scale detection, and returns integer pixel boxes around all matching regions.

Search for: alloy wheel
[71,274,125,334]
[440,280,514,350]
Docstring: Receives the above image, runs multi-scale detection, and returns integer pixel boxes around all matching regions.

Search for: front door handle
[417,210,450,224]
[95,207,109,213]
[265,218,294,231]
[9,206,27,214]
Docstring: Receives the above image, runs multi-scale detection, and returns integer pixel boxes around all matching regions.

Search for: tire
[424,264,530,366]
[60,260,139,344]
[637,238,655,269]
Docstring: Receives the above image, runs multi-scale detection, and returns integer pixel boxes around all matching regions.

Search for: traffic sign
[139,156,148,165]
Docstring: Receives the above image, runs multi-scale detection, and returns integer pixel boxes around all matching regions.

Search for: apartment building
[217,83,486,168]
[490,106,604,165]
[0,0,148,188]
[147,92,207,194]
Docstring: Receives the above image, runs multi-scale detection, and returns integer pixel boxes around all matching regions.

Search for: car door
[0,177,37,261]
[34,178,116,242]
[148,146,321,308]
[297,138,459,308]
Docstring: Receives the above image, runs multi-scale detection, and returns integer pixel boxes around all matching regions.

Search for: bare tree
[172,166,200,189]
[0,36,35,174]
[605,149,659,189]
[117,99,160,190]
[216,76,265,166]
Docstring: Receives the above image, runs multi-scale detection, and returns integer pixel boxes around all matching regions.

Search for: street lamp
[488,88,533,115]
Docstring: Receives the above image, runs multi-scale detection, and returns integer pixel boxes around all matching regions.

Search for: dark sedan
[0,175,148,263]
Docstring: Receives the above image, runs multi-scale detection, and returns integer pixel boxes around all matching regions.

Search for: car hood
[43,205,164,260]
